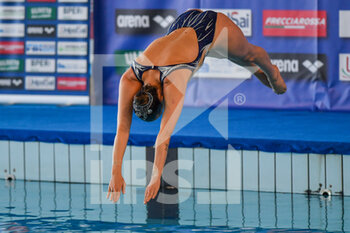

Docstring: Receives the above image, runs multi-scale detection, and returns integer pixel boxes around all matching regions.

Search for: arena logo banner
[25,58,56,73]
[339,54,350,81]
[57,77,87,91]
[58,6,88,21]
[26,25,56,38]
[57,24,88,38]
[25,76,55,90]
[0,59,24,72]
[0,23,25,37]
[0,6,25,20]
[26,41,56,55]
[115,9,177,35]
[0,77,24,90]
[57,59,87,73]
[27,7,56,20]
[263,10,327,37]
[203,9,252,37]
[339,11,350,38]
[0,41,24,55]
[57,41,87,56]
[270,53,327,81]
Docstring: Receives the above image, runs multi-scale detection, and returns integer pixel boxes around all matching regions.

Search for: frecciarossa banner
[94,0,350,111]
[263,10,327,37]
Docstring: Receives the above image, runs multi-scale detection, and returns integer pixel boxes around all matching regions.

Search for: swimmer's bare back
[136,27,200,67]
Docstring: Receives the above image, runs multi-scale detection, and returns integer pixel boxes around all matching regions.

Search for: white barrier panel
[1,142,350,196]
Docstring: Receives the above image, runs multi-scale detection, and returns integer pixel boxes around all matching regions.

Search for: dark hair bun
[133,85,163,121]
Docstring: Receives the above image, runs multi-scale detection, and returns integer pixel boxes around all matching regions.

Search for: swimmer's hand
[144,176,161,204]
[106,170,126,203]
[269,65,287,95]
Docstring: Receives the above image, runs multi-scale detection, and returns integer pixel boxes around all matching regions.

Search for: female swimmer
[107,9,287,204]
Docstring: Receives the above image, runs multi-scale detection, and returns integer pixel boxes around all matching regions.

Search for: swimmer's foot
[269,65,287,95]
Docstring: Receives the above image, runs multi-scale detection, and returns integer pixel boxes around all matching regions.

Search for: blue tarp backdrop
[94,0,350,111]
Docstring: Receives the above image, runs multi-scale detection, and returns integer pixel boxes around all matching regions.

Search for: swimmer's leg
[208,49,272,89]
[210,12,286,94]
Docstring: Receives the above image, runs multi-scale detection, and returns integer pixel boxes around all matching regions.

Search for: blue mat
[0,105,349,154]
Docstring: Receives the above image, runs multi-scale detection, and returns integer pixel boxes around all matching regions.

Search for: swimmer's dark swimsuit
[131,9,217,83]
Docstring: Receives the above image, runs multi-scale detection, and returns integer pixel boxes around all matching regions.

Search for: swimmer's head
[133,84,163,122]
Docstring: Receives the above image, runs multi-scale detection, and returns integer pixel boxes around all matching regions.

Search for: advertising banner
[94,0,350,111]
[0,0,91,104]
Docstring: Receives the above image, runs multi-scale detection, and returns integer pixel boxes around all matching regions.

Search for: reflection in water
[147,188,179,225]
[0,180,348,232]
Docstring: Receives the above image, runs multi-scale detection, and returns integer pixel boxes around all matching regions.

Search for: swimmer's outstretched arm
[143,69,191,204]
[107,68,142,203]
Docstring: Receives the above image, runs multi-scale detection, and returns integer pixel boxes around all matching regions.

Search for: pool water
[0,180,348,232]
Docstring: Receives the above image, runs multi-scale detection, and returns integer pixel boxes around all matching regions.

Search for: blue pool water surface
[0,180,349,232]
